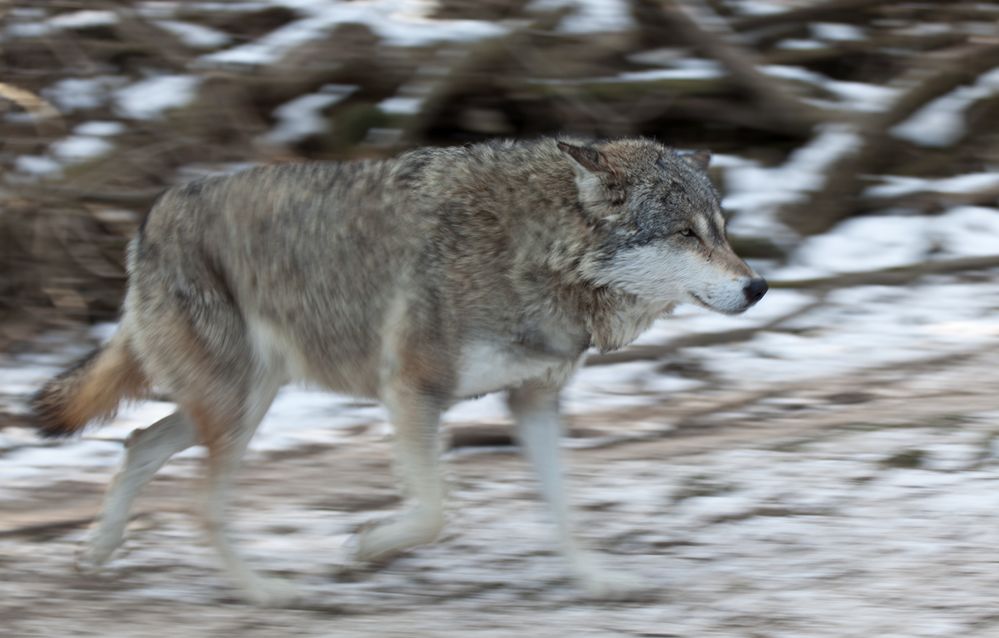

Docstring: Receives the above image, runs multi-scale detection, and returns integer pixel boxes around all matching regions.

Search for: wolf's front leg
[507,382,649,600]
[355,384,445,563]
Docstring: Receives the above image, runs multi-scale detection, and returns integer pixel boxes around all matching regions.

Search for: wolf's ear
[680,149,711,172]
[558,142,622,215]
[557,141,613,176]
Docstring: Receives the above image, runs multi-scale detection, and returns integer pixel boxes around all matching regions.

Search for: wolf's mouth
[688,291,712,309]
[688,291,742,315]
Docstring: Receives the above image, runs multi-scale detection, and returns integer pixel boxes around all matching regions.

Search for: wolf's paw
[241,575,301,608]
[351,523,408,564]
[74,539,119,573]
[352,514,442,564]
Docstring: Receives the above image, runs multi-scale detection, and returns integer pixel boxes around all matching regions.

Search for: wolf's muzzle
[743,278,768,305]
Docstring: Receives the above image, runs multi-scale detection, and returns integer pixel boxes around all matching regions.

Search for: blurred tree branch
[0,82,64,134]
[648,0,818,135]
[779,38,999,235]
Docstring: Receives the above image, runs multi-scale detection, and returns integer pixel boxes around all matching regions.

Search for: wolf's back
[31,332,149,438]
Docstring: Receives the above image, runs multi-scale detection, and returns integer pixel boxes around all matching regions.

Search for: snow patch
[114,75,202,120]
[783,206,999,277]
[788,216,933,275]
[378,96,423,115]
[4,22,49,38]
[532,61,724,86]
[726,0,786,16]
[811,23,865,42]
[15,155,62,177]
[8,9,119,37]
[530,0,636,34]
[201,0,508,68]
[617,66,724,81]
[48,9,119,30]
[14,123,121,176]
[42,77,125,113]
[74,121,126,137]
[931,206,999,256]
[777,39,825,50]
[762,65,898,112]
[50,136,113,164]
[263,85,356,145]
[724,124,861,236]
[155,20,232,49]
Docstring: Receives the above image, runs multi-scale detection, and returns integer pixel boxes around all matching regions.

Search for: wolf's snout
[743,278,768,305]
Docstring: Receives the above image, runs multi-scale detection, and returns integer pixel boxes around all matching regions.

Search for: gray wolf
[31,137,766,605]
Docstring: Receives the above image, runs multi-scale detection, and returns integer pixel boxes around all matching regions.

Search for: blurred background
[2,1,999,636]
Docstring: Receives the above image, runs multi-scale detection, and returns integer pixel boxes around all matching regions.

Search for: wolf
[31,137,766,605]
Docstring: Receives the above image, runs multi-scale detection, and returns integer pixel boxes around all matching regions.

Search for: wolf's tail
[31,330,150,438]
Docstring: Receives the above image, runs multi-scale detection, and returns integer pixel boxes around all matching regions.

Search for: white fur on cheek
[596,244,750,314]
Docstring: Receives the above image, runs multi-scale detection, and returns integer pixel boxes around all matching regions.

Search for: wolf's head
[559,138,767,315]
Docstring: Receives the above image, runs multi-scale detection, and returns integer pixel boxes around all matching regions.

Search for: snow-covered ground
[3,318,999,636]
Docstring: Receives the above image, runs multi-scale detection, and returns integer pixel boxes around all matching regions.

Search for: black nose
[743,278,768,305]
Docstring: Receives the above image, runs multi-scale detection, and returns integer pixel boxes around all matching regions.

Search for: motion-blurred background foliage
[2,0,998,345]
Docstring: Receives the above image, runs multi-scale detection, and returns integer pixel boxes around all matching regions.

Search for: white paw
[74,537,119,573]
[241,575,301,608]
[352,522,410,563]
[353,514,442,564]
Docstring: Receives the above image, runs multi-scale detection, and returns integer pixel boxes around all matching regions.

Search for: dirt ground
[3,334,999,637]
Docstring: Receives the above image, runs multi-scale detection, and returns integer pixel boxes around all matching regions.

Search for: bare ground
[3,340,999,637]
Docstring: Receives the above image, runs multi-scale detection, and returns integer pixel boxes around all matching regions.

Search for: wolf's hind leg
[508,382,649,600]
[188,378,294,607]
[77,410,197,570]
[354,385,445,563]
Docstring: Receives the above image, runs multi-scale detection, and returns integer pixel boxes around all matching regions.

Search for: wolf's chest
[454,341,577,398]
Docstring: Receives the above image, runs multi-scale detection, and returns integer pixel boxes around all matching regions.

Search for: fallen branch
[0,516,94,538]
[860,184,999,214]
[570,346,993,453]
[0,504,101,539]
[769,254,999,289]
[13,185,165,208]
[763,29,968,66]
[586,298,825,366]
[0,82,64,136]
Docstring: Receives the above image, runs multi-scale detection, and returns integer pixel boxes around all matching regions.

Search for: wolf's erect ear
[557,141,613,176]
[558,141,623,218]
[680,149,711,172]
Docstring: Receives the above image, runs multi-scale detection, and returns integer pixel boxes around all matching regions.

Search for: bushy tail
[31,332,149,438]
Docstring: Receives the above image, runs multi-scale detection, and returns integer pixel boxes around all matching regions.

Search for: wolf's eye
[678,228,695,238]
